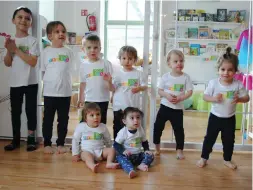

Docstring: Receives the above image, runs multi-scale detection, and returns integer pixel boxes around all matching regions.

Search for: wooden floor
[0,141,251,190]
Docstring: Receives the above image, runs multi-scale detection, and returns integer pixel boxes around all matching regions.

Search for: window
[103,0,153,62]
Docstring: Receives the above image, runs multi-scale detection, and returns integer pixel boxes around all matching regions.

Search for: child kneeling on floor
[72,102,119,173]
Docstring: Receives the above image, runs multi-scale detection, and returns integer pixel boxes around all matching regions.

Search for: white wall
[0,1,39,138]
[159,0,251,82]
[54,1,100,36]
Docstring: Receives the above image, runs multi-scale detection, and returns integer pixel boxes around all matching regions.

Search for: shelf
[171,21,243,26]
[168,38,237,43]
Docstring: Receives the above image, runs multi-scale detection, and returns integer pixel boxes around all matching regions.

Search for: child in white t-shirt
[72,102,119,173]
[197,47,249,170]
[78,34,113,124]
[153,49,193,159]
[4,7,40,152]
[114,107,154,179]
[41,21,74,154]
[112,46,147,139]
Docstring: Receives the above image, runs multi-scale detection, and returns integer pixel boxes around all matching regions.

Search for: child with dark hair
[197,47,250,169]
[4,6,39,152]
[72,102,119,173]
[114,107,154,179]
[78,34,113,125]
[41,21,74,154]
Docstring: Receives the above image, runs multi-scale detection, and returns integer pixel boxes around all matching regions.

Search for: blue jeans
[116,152,154,174]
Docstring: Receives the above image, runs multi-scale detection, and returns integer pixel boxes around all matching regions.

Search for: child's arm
[203,80,223,103]
[232,83,250,104]
[6,39,38,67]
[103,73,115,91]
[78,82,86,108]
[14,48,38,67]
[203,94,223,103]
[72,125,82,158]
[103,126,112,148]
[4,50,12,67]
[132,85,148,94]
[113,141,125,154]
[158,88,175,102]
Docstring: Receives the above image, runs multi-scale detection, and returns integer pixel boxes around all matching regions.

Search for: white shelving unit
[173,20,243,26]
[168,38,237,43]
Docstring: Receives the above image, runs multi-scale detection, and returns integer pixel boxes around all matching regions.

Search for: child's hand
[214,93,223,103]
[72,155,81,162]
[77,101,84,108]
[131,86,140,94]
[144,151,153,155]
[103,73,112,82]
[123,150,132,157]
[166,93,176,103]
[5,39,17,53]
[172,95,184,104]
[231,92,239,104]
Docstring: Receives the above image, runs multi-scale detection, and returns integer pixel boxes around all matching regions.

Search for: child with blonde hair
[153,49,193,159]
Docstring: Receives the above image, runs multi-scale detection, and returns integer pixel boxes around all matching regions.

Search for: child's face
[86,110,101,128]
[218,60,236,83]
[168,53,184,73]
[12,10,32,33]
[48,24,66,46]
[123,112,141,130]
[85,40,101,61]
[120,52,135,71]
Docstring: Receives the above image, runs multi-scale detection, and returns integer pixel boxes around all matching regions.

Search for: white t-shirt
[79,59,113,102]
[41,46,74,97]
[204,78,248,118]
[9,36,40,87]
[158,72,193,109]
[115,126,146,154]
[112,68,147,111]
[72,122,112,156]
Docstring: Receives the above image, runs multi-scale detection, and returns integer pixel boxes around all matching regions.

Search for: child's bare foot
[196,158,207,168]
[44,146,54,154]
[154,150,160,156]
[137,163,149,171]
[106,162,120,169]
[57,146,68,154]
[176,149,185,160]
[155,144,160,156]
[91,163,100,173]
[129,170,137,179]
[224,161,237,170]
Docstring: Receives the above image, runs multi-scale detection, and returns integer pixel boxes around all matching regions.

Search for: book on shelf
[190,44,200,56]
[219,29,230,40]
[216,43,228,53]
[177,26,188,38]
[198,26,209,39]
[183,47,190,55]
[211,29,219,39]
[206,43,216,54]
[188,28,198,39]
[200,45,206,55]
[178,42,189,48]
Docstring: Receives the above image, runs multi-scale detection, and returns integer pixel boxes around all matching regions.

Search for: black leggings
[153,104,184,150]
[10,84,38,144]
[201,113,236,161]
